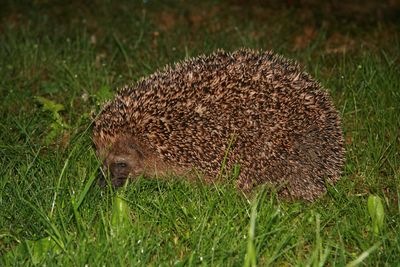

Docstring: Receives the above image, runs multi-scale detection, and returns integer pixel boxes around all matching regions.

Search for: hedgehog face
[97,137,145,187]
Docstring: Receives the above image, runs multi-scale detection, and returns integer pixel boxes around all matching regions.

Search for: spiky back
[93,49,345,200]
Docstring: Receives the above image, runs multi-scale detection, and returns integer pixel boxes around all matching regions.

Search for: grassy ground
[1,0,399,266]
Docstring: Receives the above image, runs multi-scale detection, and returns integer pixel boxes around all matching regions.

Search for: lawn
[1,1,399,266]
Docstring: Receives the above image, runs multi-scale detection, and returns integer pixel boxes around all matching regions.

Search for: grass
[1,0,400,265]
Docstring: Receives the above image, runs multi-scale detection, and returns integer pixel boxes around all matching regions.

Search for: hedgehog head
[93,133,147,187]
[92,94,150,186]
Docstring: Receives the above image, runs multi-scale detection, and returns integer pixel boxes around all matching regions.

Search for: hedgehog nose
[97,164,129,188]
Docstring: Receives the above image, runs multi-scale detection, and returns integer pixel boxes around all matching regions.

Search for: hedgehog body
[93,49,345,201]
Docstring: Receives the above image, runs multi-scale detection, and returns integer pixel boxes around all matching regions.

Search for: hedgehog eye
[115,162,128,168]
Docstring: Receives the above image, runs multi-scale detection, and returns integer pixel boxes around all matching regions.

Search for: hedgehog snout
[97,160,129,187]
[110,159,130,179]
[99,147,146,187]
[97,159,135,187]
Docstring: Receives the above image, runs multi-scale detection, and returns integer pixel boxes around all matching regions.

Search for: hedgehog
[93,49,345,201]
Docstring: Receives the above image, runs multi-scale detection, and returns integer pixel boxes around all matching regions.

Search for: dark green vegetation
[1,1,399,265]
